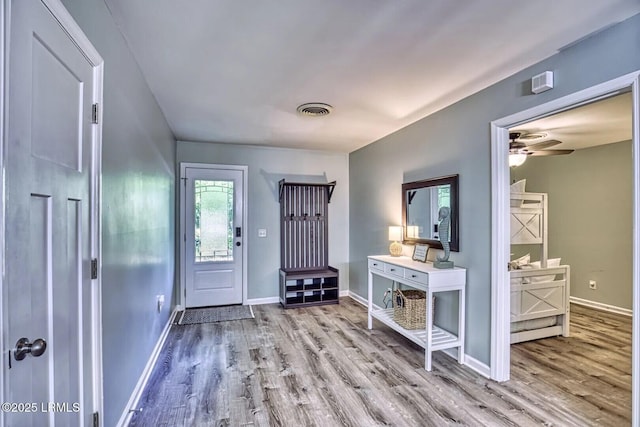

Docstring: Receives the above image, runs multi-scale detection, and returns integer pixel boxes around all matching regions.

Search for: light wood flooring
[128,299,631,426]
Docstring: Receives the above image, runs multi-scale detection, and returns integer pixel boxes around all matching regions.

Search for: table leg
[367,269,373,330]
[457,288,465,364]
[425,289,433,371]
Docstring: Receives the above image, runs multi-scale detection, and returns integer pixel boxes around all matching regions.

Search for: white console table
[367,255,466,371]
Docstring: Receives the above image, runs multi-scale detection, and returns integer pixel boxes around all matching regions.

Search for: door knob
[236,241,241,247]
[14,337,47,361]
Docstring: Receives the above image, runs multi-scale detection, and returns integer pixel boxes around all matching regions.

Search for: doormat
[178,305,255,325]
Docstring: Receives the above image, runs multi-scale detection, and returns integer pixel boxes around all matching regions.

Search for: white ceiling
[104,0,640,153]
[512,91,633,151]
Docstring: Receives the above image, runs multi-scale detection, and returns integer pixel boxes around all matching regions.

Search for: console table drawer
[384,263,404,279]
[368,259,384,272]
[405,269,428,284]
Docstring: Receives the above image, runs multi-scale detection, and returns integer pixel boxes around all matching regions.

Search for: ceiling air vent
[296,103,333,117]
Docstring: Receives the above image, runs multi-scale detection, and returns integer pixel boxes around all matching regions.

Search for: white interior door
[184,166,245,307]
[3,0,99,425]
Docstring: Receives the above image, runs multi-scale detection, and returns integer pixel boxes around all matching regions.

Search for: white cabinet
[367,255,466,371]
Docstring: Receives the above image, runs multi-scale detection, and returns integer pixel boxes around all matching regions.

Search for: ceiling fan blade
[526,139,562,151]
[529,149,574,156]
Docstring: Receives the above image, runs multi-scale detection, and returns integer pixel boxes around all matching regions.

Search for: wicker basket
[393,289,434,330]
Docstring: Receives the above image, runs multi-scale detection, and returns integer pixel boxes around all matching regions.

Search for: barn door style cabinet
[279,180,339,308]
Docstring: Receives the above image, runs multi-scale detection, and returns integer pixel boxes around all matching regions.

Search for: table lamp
[388,226,403,256]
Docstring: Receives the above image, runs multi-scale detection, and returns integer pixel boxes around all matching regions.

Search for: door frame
[0,0,104,424]
[179,163,249,308]
[490,71,640,423]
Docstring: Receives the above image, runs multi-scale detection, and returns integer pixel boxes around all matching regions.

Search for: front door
[3,0,100,425]
[183,166,245,307]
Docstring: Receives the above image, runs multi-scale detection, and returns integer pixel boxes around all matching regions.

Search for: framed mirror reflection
[402,174,459,252]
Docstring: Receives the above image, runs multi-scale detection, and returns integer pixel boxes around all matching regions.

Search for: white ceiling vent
[297,103,333,116]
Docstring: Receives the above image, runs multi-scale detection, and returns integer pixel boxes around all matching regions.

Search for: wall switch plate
[258,228,267,238]
[589,280,597,290]
[157,294,165,312]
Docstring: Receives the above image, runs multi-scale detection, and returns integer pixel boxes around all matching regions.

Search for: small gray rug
[178,305,255,325]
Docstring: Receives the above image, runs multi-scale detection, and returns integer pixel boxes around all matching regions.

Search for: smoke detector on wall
[531,71,554,94]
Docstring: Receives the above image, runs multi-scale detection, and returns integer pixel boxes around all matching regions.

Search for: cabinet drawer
[368,259,384,272]
[404,269,428,285]
[384,263,404,279]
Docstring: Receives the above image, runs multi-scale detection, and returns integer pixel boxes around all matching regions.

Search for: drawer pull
[390,268,395,271]
[373,263,378,266]
[411,274,417,278]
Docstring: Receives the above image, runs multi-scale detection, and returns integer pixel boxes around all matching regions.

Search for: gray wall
[60,1,177,426]
[177,142,349,299]
[349,13,640,366]
[512,140,633,309]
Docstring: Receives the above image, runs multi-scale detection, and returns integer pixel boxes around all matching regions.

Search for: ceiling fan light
[509,152,527,167]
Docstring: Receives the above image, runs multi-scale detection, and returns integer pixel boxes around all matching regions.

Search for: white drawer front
[405,269,428,285]
[368,259,384,272]
[384,263,404,279]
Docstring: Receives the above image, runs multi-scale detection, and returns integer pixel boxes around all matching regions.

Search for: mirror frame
[402,174,459,252]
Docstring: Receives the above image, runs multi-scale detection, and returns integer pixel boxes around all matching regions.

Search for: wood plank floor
[128,300,631,426]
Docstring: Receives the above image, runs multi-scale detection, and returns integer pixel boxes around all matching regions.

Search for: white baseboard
[570,296,632,317]
[116,308,179,427]
[339,289,350,297]
[245,296,280,305]
[463,354,491,379]
[348,291,368,306]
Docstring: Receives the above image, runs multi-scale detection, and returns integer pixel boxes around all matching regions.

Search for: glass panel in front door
[194,179,234,262]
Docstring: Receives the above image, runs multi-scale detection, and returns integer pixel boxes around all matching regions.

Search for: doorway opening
[490,71,640,424]
[179,163,248,308]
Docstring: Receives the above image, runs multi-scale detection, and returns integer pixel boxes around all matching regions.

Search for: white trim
[179,163,248,308]
[463,354,491,379]
[116,308,179,427]
[0,1,7,424]
[490,123,512,382]
[339,289,349,297]
[490,70,640,423]
[245,296,279,305]
[569,297,632,317]
[90,43,105,427]
[632,72,640,427]
[348,291,368,307]
[40,0,102,66]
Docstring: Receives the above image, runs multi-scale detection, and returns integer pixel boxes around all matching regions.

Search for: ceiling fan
[509,132,574,167]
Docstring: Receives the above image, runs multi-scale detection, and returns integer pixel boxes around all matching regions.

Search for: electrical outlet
[589,280,597,290]
[157,294,165,312]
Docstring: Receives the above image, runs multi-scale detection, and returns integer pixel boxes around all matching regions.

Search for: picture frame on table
[412,244,429,262]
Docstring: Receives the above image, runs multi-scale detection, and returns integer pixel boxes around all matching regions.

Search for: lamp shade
[388,226,403,242]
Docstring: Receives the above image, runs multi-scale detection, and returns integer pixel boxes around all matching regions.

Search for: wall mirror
[402,174,459,251]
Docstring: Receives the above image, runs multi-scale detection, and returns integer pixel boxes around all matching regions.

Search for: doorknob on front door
[14,337,47,361]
